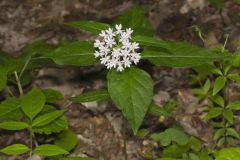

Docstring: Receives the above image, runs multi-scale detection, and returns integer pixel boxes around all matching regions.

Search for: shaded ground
[1,0,240,159]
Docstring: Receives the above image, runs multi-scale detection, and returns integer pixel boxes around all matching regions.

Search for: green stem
[14,71,23,97]
[222,79,229,146]
[6,86,15,97]
[19,56,31,78]
[29,126,33,158]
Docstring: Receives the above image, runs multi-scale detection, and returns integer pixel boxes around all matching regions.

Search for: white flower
[94,24,141,72]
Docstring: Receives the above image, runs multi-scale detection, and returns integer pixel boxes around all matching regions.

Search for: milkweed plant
[0,5,238,160]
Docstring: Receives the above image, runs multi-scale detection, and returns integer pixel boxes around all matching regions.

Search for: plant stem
[14,71,23,97]
[6,86,15,97]
[29,126,33,158]
[19,56,31,78]
[222,78,229,146]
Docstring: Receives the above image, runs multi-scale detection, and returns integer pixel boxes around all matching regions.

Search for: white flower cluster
[94,24,140,72]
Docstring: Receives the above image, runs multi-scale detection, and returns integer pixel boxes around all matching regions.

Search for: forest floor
[0,0,240,160]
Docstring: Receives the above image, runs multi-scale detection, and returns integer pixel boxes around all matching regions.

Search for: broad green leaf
[70,90,109,103]
[32,105,68,134]
[21,41,55,58]
[48,41,96,66]
[135,36,227,67]
[155,158,177,160]
[18,70,32,87]
[107,67,153,134]
[59,157,96,160]
[0,98,23,120]
[18,41,55,70]
[188,136,202,152]
[21,87,46,120]
[0,121,28,130]
[42,88,64,103]
[162,143,189,158]
[148,103,168,117]
[136,128,149,138]
[227,101,240,110]
[0,144,29,155]
[151,128,188,146]
[227,128,240,139]
[213,76,226,96]
[214,128,225,140]
[33,116,68,134]
[228,73,240,83]
[223,109,233,124]
[0,51,12,64]
[55,130,78,151]
[211,95,225,107]
[34,144,68,156]
[193,64,218,78]
[207,108,222,119]
[189,153,200,160]
[114,6,154,36]
[215,148,240,160]
[203,79,211,94]
[32,110,65,127]
[65,21,110,34]
[0,67,7,91]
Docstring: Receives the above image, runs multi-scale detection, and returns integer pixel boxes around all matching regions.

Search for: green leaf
[34,144,68,156]
[188,136,202,152]
[33,116,68,134]
[0,98,23,120]
[55,130,78,151]
[21,41,55,58]
[42,88,64,103]
[19,41,55,70]
[136,128,149,138]
[65,21,110,34]
[0,144,29,155]
[214,128,225,140]
[227,101,240,110]
[114,6,154,36]
[213,76,226,96]
[107,67,153,134]
[155,158,177,160]
[209,0,223,10]
[59,157,96,160]
[211,95,224,107]
[203,79,211,94]
[189,153,200,160]
[148,103,168,117]
[235,0,240,4]
[0,67,7,91]
[228,73,240,83]
[0,121,28,130]
[21,87,46,120]
[32,110,65,127]
[223,109,233,124]
[48,41,96,66]
[0,51,12,64]
[151,128,188,146]
[70,90,109,103]
[207,108,222,119]
[32,105,68,134]
[135,36,227,67]
[226,128,240,139]
[215,148,240,160]
[162,143,189,158]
